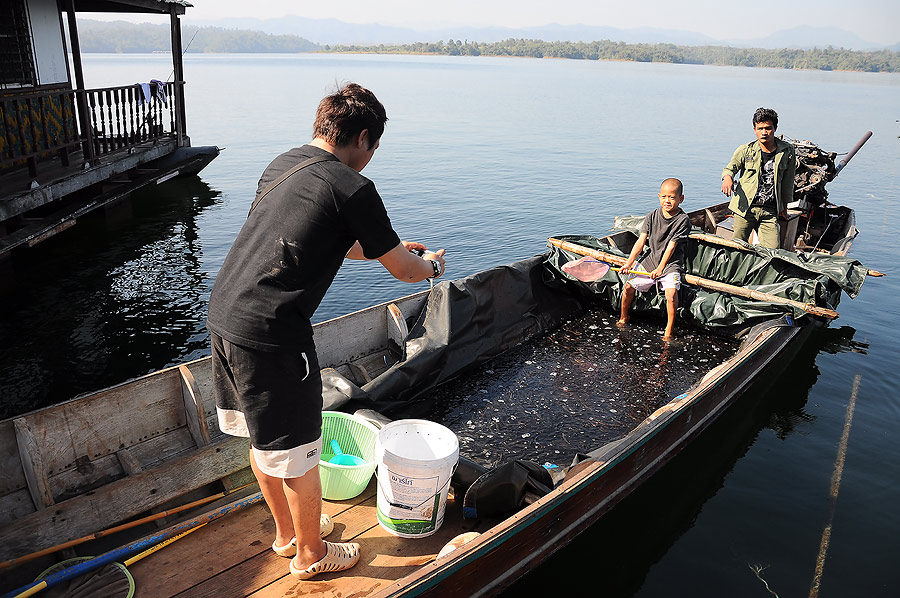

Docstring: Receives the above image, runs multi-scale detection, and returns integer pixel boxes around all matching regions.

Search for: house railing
[0,81,181,178]
[0,88,81,176]
[83,81,179,159]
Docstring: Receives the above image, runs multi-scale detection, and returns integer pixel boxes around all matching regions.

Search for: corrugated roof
[71,0,192,14]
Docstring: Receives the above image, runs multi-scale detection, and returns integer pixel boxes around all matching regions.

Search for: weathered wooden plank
[313,291,427,368]
[130,488,376,598]
[50,453,124,502]
[116,448,143,474]
[0,488,36,528]
[13,417,54,509]
[0,435,250,561]
[145,488,381,598]
[0,420,27,497]
[17,368,186,476]
[115,427,196,472]
[180,365,211,447]
[247,495,480,598]
[386,303,408,361]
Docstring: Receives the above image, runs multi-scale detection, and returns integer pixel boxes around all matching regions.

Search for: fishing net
[35,557,134,598]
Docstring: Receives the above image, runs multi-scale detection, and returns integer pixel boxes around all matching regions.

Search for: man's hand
[402,240,427,256]
[721,175,734,197]
[650,267,663,279]
[619,261,634,274]
[422,248,446,277]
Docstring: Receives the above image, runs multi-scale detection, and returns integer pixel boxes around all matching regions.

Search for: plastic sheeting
[544,229,868,335]
[323,255,584,416]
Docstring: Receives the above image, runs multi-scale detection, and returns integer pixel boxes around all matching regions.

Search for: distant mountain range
[186,17,899,52]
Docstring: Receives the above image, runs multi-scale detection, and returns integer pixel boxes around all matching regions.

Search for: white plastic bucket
[375,419,459,538]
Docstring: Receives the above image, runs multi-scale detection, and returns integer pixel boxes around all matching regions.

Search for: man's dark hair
[313,83,388,149]
[752,107,778,130]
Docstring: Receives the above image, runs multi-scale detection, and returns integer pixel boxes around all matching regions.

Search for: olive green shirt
[722,137,796,217]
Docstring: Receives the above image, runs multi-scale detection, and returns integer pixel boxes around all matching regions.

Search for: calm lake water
[2,53,898,595]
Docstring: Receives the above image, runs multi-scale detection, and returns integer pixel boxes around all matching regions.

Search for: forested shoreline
[76,21,899,72]
[327,39,900,72]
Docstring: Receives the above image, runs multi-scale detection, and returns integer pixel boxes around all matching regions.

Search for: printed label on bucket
[377,469,442,535]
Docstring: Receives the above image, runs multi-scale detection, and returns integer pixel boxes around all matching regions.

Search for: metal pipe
[835,131,872,175]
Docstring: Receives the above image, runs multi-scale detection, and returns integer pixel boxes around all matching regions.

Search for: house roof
[69,0,191,15]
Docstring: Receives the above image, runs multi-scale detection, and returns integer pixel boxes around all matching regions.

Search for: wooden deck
[129,480,494,598]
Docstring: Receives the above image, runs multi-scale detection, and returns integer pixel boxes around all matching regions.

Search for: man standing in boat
[206,83,446,580]
[721,107,796,249]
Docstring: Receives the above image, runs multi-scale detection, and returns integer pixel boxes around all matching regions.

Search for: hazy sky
[101,0,900,45]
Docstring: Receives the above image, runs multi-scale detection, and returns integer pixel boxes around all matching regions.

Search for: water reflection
[502,324,856,596]
[0,177,220,419]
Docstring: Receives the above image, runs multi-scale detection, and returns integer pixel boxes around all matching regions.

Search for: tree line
[325,39,900,73]
[73,21,899,73]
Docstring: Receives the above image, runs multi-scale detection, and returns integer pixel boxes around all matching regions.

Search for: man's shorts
[211,332,323,479]
[625,261,682,292]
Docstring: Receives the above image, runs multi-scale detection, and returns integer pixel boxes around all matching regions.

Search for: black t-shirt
[753,149,776,207]
[207,145,401,351]
[639,207,691,276]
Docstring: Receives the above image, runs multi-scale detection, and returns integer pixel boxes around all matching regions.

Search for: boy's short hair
[752,107,779,130]
[661,177,683,196]
[313,83,388,148]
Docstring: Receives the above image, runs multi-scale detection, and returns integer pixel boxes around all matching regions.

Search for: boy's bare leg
[284,467,328,569]
[250,449,295,549]
[663,287,678,341]
[617,284,635,327]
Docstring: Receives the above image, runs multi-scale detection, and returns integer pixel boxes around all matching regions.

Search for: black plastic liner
[324,255,583,416]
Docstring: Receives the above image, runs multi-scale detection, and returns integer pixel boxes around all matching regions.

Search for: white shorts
[625,262,681,292]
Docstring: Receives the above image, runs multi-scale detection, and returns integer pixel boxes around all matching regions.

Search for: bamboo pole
[0,482,256,570]
[548,237,839,320]
[688,233,885,277]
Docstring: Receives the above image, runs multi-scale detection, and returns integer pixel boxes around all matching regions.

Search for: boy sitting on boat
[616,178,691,341]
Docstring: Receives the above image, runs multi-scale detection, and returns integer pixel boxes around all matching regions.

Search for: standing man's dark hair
[207,82,446,581]
[752,107,779,130]
[313,83,388,148]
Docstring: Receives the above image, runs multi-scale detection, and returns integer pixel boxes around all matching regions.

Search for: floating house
[0,0,218,258]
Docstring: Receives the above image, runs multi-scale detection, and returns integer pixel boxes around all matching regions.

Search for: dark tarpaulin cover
[323,255,583,416]
[543,228,867,334]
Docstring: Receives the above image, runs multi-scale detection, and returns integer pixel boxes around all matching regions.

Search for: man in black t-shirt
[207,83,446,580]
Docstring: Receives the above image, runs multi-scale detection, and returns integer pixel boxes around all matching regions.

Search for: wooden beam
[12,418,55,510]
[386,303,408,361]
[63,0,96,164]
[0,436,250,561]
[170,7,187,145]
[180,365,211,447]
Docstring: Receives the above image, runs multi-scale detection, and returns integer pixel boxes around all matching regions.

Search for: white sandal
[290,541,360,580]
[271,514,335,557]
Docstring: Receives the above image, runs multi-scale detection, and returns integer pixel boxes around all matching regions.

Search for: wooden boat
[0,156,872,596]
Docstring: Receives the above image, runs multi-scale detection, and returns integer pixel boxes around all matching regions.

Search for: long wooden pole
[547,237,839,320]
[689,232,885,277]
[0,482,256,570]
